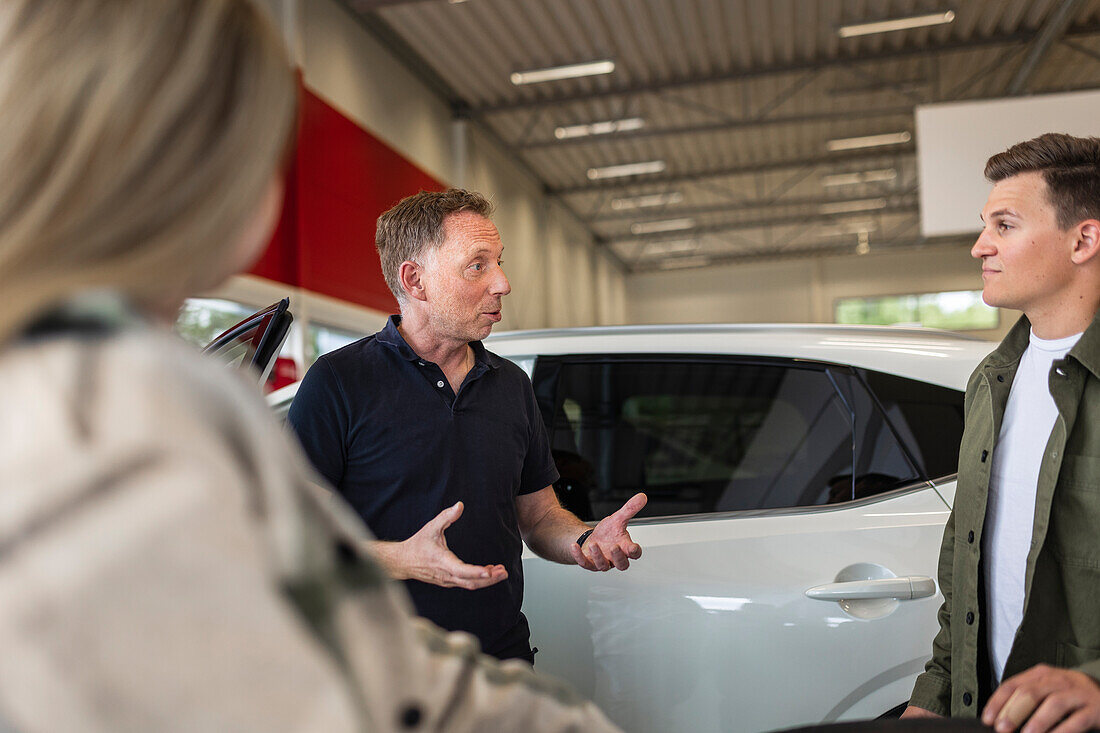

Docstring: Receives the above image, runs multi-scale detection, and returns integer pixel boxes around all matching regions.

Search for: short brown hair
[984,133,1100,230]
[375,188,494,302]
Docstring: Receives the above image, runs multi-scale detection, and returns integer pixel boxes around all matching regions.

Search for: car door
[520,355,961,733]
[202,297,293,385]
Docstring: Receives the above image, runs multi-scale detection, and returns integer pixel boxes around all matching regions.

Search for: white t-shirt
[984,329,1081,682]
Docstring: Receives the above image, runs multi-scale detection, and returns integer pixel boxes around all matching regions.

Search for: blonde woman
[0,1,619,731]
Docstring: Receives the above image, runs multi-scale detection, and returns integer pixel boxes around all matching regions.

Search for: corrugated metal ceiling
[345,0,1100,271]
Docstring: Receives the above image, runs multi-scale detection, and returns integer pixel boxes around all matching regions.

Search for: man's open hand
[388,502,508,590]
[569,493,647,571]
[983,664,1100,733]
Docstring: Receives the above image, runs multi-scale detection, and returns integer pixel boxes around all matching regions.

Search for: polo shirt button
[419,361,425,366]
[966,611,974,625]
[968,530,974,543]
[1056,367,1066,376]
[963,692,972,706]
[981,450,988,463]
[436,380,444,388]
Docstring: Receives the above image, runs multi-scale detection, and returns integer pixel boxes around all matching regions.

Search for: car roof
[485,323,996,390]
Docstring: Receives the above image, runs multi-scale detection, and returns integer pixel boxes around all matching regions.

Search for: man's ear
[1071,220,1100,265]
[398,260,428,302]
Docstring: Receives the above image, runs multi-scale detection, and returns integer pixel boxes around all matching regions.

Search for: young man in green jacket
[903,133,1100,733]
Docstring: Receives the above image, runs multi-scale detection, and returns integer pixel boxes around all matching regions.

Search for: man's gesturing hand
[983,665,1100,733]
[569,493,647,572]
[381,501,507,590]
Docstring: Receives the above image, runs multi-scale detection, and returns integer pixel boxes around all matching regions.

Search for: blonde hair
[0,0,297,344]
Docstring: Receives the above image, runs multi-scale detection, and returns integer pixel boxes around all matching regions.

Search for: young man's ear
[398,260,428,302]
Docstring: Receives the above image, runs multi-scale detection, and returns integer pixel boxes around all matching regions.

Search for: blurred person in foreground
[0,1,619,731]
[903,134,1100,733]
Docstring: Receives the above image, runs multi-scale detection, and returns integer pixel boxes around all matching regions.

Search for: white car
[265,321,994,733]
[483,324,993,733]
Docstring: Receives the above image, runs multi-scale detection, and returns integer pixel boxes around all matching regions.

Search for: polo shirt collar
[378,314,501,370]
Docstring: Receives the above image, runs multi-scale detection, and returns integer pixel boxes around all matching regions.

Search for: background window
[306,322,362,365]
[174,298,254,347]
[835,290,998,331]
[534,358,920,521]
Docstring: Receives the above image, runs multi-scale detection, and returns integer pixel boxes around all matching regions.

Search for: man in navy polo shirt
[288,188,646,663]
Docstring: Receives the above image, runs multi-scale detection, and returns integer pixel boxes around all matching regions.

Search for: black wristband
[576,529,594,548]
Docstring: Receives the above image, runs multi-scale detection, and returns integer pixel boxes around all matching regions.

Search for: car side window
[533,357,923,521]
[859,369,965,481]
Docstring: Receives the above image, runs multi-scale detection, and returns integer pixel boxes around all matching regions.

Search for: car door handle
[805,576,936,601]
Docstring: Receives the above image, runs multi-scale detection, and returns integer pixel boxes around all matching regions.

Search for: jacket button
[399,704,423,728]
[966,611,975,625]
[968,530,975,543]
[981,450,989,463]
[963,692,973,706]
[997,375,1005,382]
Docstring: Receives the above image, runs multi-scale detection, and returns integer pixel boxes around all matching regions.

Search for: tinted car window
[533,357,921,521]
[859,369,965,480]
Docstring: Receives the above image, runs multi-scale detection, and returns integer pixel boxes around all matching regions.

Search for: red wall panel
[248,84,447,315]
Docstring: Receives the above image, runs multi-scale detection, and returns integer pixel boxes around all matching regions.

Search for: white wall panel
[626,246,1016,342]
[916,90,1100,237]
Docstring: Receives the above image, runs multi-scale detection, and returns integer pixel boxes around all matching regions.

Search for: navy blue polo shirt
[287,316,558,658]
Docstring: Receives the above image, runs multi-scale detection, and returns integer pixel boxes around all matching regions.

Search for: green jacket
[910,312,1100,716]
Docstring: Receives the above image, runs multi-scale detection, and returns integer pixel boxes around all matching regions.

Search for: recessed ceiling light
[630,218,696,235]
[838,10,955,38]
[826,131,911,152]
[587,160,666,180]
[819,198,888,215]
[511,60,615,86]
[657,255,711,270]
[554,117,645,140]
[823,169,897,186]
[611,192,683,210]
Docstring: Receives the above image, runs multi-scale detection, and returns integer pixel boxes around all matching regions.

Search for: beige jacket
[0,325,620,733]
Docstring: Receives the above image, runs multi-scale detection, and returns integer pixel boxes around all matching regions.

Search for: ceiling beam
[1006,0,1088,95]
[606,205,919,244]
[629,236,975,273]
[519,106,914,150]
[474,24,1100,115]
[553,147,915,195]
[593,192,917,222]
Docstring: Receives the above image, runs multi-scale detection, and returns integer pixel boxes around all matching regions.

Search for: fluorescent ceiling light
[826,131,911,151]
[641,239,698,257]
[511,60,615,86]
[838,10,955,38]
[819,198,888,215]
[587,160,666,180]
[555,117,644,140]
[611,192,683,210]
[657,255,710,270]
[821,221,879,236]
[823,168,897,186]
[631,218,696,235]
